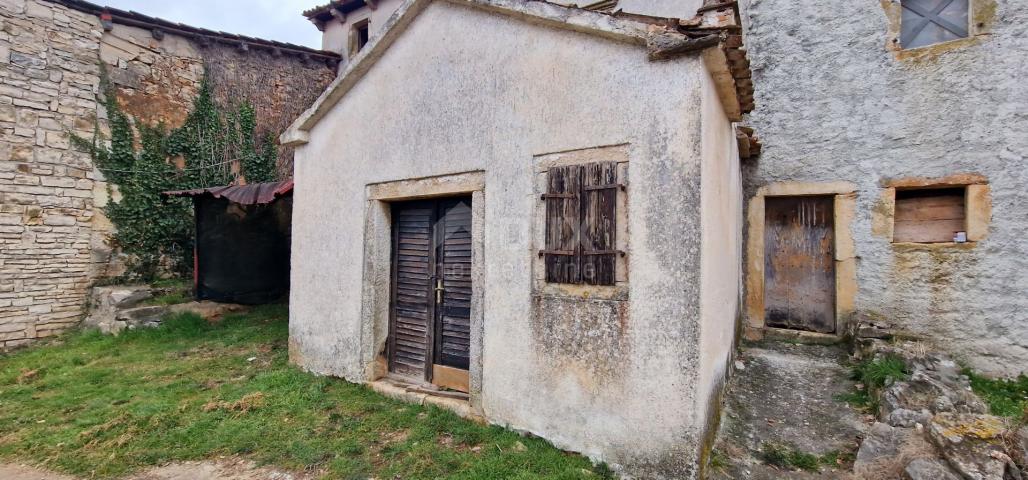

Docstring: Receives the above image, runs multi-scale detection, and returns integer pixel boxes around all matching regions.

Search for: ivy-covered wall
[84,74,280,280]
[93,18,336,278]
[100,22,335,178]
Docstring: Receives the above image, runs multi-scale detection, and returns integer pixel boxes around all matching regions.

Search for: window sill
[891,241,977,251]
[534,283,628,301]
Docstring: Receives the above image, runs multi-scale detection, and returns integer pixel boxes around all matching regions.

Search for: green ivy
[77,69,279,281]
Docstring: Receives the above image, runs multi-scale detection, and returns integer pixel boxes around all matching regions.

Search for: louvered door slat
[388,203,434,377]
[435,198,473,371]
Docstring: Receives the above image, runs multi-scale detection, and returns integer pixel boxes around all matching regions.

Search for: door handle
[435,278,444,304]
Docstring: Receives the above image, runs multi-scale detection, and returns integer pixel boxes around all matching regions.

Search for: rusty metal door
[764,196,836,333]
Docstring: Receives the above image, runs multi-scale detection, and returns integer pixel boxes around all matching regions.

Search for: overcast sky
[99,0,328,49]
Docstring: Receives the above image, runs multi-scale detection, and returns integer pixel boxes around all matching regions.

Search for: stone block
[0,103,13,122]
[40,177,75,188]
[0,0,27,15]
[27,303,50,314]
[928,413,1012,480]
[9,51,45,69]
[15,108,37,126]
[43,215,75,226]
[43,130,68,149]
[23,1,51,20]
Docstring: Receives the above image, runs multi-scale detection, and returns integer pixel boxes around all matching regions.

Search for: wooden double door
[388,197,472,390]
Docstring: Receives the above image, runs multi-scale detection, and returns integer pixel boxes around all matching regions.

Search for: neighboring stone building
[737,0,1028,377]
[0,0,337,349]
[283,0,754,478]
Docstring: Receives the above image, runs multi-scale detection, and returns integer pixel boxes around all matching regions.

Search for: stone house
[283,0,754,477]
[737,0,1028,377]
[0,0,337,350]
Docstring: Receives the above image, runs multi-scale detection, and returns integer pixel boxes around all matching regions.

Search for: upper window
[542,162,619,286]
[351,19,371,55]
[901,0,969,49]
[893,187,966,243]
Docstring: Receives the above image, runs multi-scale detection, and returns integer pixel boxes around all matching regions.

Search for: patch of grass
[836,355,909,411]
[759,442,852,472]
[0,306,611,479]
[964,369,1028,419]
[708,448,729,471]
[759,442,819,471]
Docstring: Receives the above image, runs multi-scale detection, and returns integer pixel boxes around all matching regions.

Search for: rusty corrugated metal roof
[162,180,294,205]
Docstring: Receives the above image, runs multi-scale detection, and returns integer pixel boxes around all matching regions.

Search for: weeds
[964,369,1028,419]
[0,306,608,479]
[836,355,909,411]
[759,442,851,472]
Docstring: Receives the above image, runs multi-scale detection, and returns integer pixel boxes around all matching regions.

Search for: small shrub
[855,355,908,390]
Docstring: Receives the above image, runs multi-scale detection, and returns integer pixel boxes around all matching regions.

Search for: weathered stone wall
[100,23,335,177]
[739,0,1028,376]
[0,0,102,348]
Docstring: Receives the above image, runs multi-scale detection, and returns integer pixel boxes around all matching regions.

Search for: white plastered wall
[696,66,742,441]
[289,2,720,477]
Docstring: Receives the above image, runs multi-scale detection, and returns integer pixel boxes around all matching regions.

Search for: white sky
[98,0,329,49]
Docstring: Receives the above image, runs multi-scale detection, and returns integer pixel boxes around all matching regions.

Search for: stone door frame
[744,181,858,340]
[360,171,486,413]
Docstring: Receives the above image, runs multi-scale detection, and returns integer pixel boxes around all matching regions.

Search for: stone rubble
[83,285,246,334]
[853,337,1025,480]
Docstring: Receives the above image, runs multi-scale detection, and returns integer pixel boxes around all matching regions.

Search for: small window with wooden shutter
[893,187,967,243]
[542,161,619,286]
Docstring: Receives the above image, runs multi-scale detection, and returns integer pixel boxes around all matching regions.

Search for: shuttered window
[542,162,619,286]
[893,187,967,243]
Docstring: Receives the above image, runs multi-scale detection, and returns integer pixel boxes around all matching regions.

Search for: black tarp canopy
[163,181,292,305]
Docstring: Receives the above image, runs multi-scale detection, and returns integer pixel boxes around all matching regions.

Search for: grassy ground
[0,306,611,479]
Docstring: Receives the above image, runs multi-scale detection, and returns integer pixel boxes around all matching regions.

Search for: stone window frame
[883,0,996,58]
[349,17,372,57]
[876,173,991,246]
[532,144,630,301]
[360,171,486,416]
[744,182,858,341]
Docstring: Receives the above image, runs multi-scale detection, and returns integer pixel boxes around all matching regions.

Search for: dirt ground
[0,458,311,480]
[710,341,870,479]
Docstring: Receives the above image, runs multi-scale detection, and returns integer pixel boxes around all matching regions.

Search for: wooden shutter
[389,202,434,377]
[581,162,617,286]
[435,199,473,370]
[543,162,618,285]
[544,165,582,284]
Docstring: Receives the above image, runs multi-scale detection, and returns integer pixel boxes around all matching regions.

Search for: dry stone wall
[0,0,103,348]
